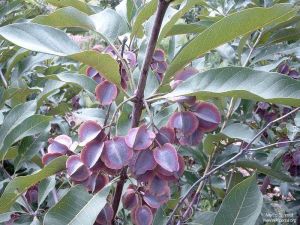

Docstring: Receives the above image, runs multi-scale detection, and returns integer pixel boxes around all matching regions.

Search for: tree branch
[249,139,300,151]
[131,0,170,128]
[111,0,170,220]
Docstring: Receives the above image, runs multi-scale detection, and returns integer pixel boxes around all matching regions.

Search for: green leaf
[32,7,95,30]
[70,51,121,86]
[14,131,49,170]
[213,175,263,225]
[33,7,128,42]
[235,160,294,182]
[5,48,30,78]
[90,8,129,42]
[36,80,65,107]
[0,212,12,223]
[165,67,300,107]
[131,0,157,38]
[203,133,226,156]
[226,171,245,193]
[116,0,137,23]
[165,23,210,37]
[0,115,51,154]
[0,23,121,86]
[164,4,297,83]
[193,211,216,225]
[38,176,56,207]
[251,42,300,65]
[0,147,18,161]
[222,123,257,143]
[0,156,67,213]
[157,0,206,43]
[0,23,80,56]
[47,73,97,94]
[0,100,36,152]
[44,181,114,225]
[153,207,167,225]
[45,0,94,15]
[267,27,300,44]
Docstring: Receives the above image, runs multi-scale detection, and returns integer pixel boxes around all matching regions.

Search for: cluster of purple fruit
[41,100,221,224]
[86,45,137,106]
[40,44,222,224]
[85,46,172,108]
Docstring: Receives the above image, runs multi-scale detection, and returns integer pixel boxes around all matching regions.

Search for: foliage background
[0,0,299,224]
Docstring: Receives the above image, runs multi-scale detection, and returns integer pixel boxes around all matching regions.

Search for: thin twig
[221,97,236,130]
[143,99,158,131]
[108,96,135,135]
[249,139,300,151]
[167,150,244,225]
[242,30,263,67]
[178,156,212,224]
[243,107,300,150]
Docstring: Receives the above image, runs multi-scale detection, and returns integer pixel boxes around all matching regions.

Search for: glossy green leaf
[158,0,206,43]
[70,51,121,86]
[44,181,114,225]
[36,80,65,107]
[251,42,300,65]
[165,67,300,106]
[131,0,157,38]
[47,73,97,94]
[0,23,121,86]
[14,131,49,170]
[0,115,52,153]
[0,147,18,161]
[5,48,30,78]
[203,133,226,156]
[0,156,67,213]
[0,100,36,152]
[153,207,167,225]
[116,0,137,23]
[38,176,56,206]
[45,0,94,15]
[213,175,263,225]
[165,23,209,37]
[90,8,129,42]
[193,211,216,225]
[0,23,80,56]
[32,7,95,30]
[164,4,297,83]
[226,172,245,193]
[235,160,294,182]
[222,123,257,143]
[33,7,128,42]
[267,27,300,44]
